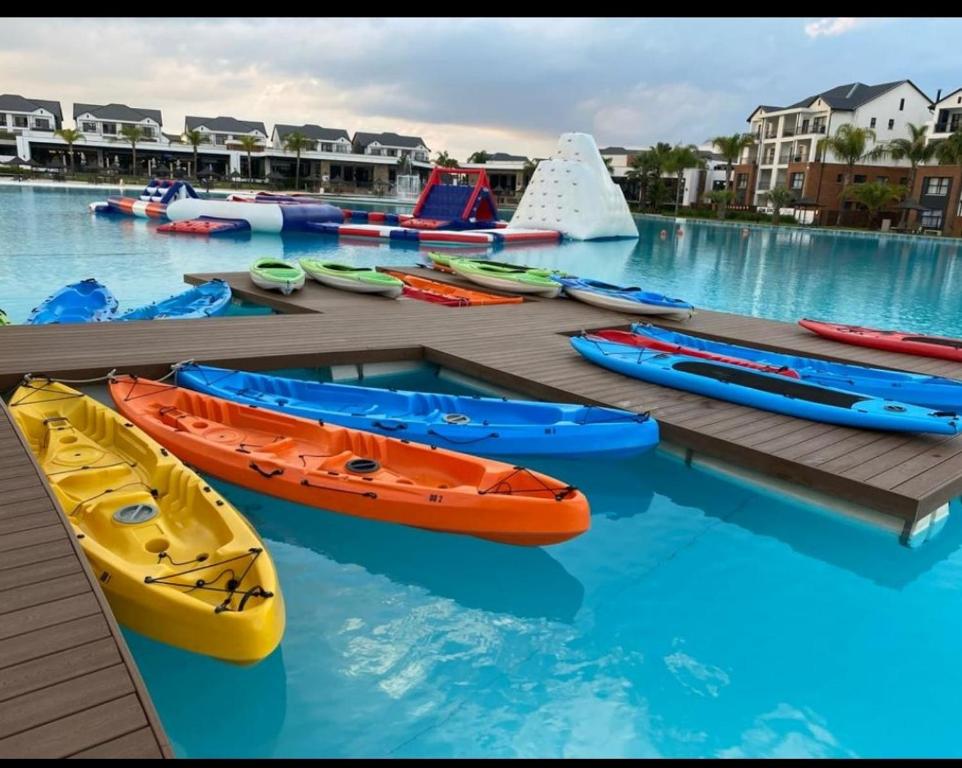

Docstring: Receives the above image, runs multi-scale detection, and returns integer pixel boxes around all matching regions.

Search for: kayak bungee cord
[477,466,577,502]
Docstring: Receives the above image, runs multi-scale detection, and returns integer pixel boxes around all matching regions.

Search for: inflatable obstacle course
[90,178,200,219]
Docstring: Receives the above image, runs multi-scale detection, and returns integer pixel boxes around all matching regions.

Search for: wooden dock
[0,401,171,758]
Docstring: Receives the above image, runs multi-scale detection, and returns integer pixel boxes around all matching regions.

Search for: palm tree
[711,133,755,219]
[183,129,206,178]
[935,130,962,165]
[888,122,936,228]
[54,127,83,173]
[434,151,459,168]
[467,150,490,163]
[119,125,145,176]
[626,143,673,210]
[762,186,796,226]
[602,156,614,173]
[284,131,313,190]
[662,144,704,215]
[521,159,539,188]
[816,124,888,225]
[236,135,262,183]
[841,181,906,229]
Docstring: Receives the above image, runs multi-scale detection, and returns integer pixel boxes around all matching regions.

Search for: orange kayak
[381,269,523,306]
[108,377,590,546]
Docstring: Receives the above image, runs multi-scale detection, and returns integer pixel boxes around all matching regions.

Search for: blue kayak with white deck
[174,362,660,458]
[115,279,232,321]
[558,277,694,317]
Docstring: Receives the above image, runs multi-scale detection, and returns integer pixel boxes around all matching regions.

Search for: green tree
[888,122,936,228]
[841,181,906,229]
[662,144,704,215]
[119,124,145,176]
[183,129,206,178]
[711,133,755,219]
[521,158,539,188]
[626,143,671,210]
[434,150,459,168]
[816,124,888,225]
[54,127,83,173]
[467,150,490,163]
[935,130,962,165]
[602,156,614,173]
[283,131,313,190]
[762,186,796,226]
[236,135,262,182]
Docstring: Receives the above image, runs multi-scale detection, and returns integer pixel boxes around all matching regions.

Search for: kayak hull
[175,363,660,458]
[26,279,119,324]
[560,279,694,318]
[799,318,962,363]
[116,279,233,321]
[300,260,403,298]
[109,377,591,546]
[570,336,960,434]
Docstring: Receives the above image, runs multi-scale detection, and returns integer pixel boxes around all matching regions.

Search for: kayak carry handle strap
[249,461,284,478]
[237,585,274,612]
[427,429,499,444]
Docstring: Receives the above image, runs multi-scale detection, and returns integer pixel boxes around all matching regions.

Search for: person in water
[659,229,668,239]
[675,227,684,237]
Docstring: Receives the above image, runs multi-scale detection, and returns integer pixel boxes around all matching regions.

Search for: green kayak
[300,259,403,298]
[449,259,562,298]
[250,258,306,295]
[427,252,558,277]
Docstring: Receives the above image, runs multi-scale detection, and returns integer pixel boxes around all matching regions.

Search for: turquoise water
[112,365,962,759]
[2,186,961,335]
[8,186,962,757]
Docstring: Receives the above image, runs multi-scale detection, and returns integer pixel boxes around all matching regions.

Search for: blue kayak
[570,335,960,435]
[175,363,660,458]
[116,279,232,321]
[26,279,118,324]
[559,277,694,317]
[633,323,962,413]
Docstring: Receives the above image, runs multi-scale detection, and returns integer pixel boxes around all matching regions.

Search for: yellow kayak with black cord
[8,378,285,664]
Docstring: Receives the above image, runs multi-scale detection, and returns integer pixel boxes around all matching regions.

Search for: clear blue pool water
[8,186,962,757]
[2,185,961,334]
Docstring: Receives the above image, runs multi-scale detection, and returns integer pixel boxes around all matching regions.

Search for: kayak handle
[373,420,408,432]
[249,461,284,478]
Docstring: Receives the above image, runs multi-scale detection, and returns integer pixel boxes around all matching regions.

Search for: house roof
[599,146,633,154]
[273,124,350,142]
[786,80,929,111]
[185,115,266,134]
[162,133,183,143]
[0,94,62,120]
[486,152,528,161]
[935,87,962,106]
[73,103,163,124]
[353,131,428,150]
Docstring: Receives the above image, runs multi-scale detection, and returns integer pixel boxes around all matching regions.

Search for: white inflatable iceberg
[511,133,638,240]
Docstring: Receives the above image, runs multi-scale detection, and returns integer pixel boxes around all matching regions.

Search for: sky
[3,17,962,160]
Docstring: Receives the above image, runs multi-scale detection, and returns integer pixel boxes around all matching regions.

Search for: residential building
[601,144,727,208]
[732,80,932,209]
[353,132,430,163]
[0,94,62,134]
[271,124,352,153]
[184,116,268,147]
[460,152,529,194]
[929,88,962,141]
[73,102,164,142]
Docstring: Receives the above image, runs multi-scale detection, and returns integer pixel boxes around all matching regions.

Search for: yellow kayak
[9,379,285,664]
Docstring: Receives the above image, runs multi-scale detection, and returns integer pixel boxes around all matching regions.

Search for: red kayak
[799,319,962,362]
[588,329,800,377]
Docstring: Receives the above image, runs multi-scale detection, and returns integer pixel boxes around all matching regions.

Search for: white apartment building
[928,88,962,141]
[739,80,932,204]
[73,103,164,142]
[271,124,352,153]
[184,116,267,146]
[352,132,430,163]
[0,94,62,134]
[459,152,529,192]
[600,144,727,206]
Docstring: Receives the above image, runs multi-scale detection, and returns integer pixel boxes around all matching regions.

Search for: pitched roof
[273,124,350,142]
[185,115,266,134]
[162,132,183,143]
[0,94,62,120]
[73,103,162,124]
[599,146,637,155]
[786,80,923,111]
[935,87,962,106]
[353,131,428,149]
[486,152,528,161]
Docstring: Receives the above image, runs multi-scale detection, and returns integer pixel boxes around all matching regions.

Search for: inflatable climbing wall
[511,133,638,240]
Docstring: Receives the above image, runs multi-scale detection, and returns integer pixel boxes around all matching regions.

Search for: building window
[736,173,748,189]
[82,121,96,132]
[887,119,895,130]
[899,98,905,111]
[790,172,804,190]
[920,210,943,229]
[0,114,6,126]
[330,165,341,179]
[13,115,27,128]
[869,117,876,128]
[899,177,909,186]
[141,127,154,138]
[102,124,117,135]
[33,118,50,130]
[876,176,888,183]
[836,174,844,182]
[320,143,332,152]
[924,177,950,196]
[853,175,866,183]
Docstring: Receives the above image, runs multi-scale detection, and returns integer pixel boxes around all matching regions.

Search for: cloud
[803,18,868,38]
